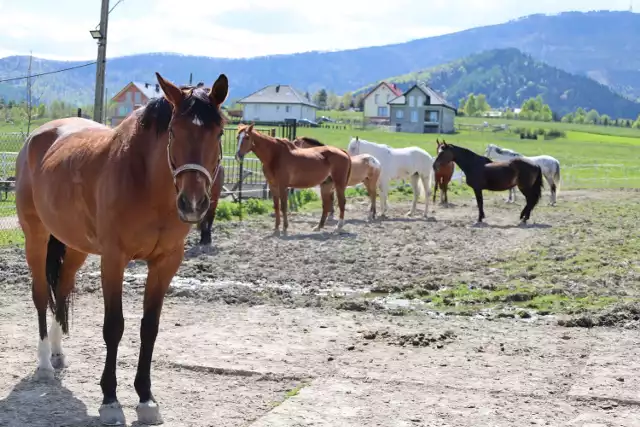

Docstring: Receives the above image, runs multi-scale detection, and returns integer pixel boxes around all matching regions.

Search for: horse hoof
[312,226,321,232]
[99,402,126,426]
[137,400,164,425]
[51,353,67,369]
[34,366,55,381]
[272,230,281,237]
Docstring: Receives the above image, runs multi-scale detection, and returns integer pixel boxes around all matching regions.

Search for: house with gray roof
[388,82,457,134]
[238,84,318,123]
[109,81,164,126]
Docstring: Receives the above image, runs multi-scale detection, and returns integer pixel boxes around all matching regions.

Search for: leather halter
[166,125,222,197]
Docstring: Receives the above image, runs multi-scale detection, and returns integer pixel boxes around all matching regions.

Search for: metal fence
[0,121,297,237]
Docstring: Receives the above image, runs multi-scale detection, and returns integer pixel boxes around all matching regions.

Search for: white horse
[484,143,561,205]
[347,136,434,218]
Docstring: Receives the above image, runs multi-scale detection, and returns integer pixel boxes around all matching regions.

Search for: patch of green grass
[0,193,16,218]
[0,228,24,247]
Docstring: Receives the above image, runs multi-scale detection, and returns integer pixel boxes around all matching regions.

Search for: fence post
[77,108,82,117]
[237,160,243,220]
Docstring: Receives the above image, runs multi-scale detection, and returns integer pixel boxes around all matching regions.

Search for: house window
[386,94,390,102]
[134,92,141,104]
[426,110,439,122]
[276,105,280,111]
[409,96,415,107]
[417,96,423,106]
[377,106,388,116]
[285,105,291,113]
[374,94,379,104]
[126,92,132,102]
[395,109,404,119]
[410,110,418,122]
[118,105,128,116]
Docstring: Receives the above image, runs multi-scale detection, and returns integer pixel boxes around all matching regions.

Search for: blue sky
[0,0,635,61]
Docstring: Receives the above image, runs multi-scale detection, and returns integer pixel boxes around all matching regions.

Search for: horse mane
[495,146,520,157]
[449,143,493,164]
[297,137,325,147]
[138,85,226,136]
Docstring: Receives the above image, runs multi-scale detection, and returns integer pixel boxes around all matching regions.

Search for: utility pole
[26,51,33,135]
[92,0,110,123]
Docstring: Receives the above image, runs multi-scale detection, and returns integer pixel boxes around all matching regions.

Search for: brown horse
[15,72,228,425]
[433,141,543,224]
[235,124,352,234]
[197,164,225,245]
[293,136,381,220]
[432,139,455,206]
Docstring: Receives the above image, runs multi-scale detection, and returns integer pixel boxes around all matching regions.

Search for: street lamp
[89,29,103,40]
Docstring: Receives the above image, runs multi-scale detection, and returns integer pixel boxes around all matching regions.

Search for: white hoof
[51,353,67,369]
[137,400,164,425]
[34,366,55,381]
[312,226,321,232]
[99,402,126,426]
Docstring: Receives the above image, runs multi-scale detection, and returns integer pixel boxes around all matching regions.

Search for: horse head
[348,136,360,156]
[157,72,228,224]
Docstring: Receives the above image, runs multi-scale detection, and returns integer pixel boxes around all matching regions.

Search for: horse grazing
[347,136,434,218]
[432,139,455,206]
[293,136,381,220]
[197,164,225,245]
[484,143,561,206]
[235,124,352,234]
[15,72,228,425]
[433,141,543,224]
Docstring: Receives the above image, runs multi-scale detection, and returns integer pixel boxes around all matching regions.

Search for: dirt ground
[2,189,640,426]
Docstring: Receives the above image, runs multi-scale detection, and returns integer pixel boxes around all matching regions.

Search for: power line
[0,61,97,83]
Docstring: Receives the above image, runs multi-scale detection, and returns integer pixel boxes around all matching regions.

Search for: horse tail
[46,234,70,334]
[531,165,544,209]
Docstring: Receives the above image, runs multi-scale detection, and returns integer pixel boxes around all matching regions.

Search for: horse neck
[250,132,277,165]
[451,147,484,173]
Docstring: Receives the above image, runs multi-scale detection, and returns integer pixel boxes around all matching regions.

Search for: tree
[313,89,328,109]
[353,93,365,110]
[561,113,574,123]
[600,114,610,126]
[474,94,490,115]
[340,92,353,110]
[463,94,477,116]
[584,109,600,124]
[326,91,340,110]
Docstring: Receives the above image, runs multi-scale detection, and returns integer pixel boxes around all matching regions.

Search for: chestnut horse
[433,141,543,224]
[197,164,225,245]
[235,124,352,234]
[15,72,228,425]
[293,136,381,220]
[432,139,455,206]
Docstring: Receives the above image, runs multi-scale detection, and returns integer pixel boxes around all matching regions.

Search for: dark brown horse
[15,72,228,425]
[432,139,454,206]
[197,164,225,245]
[235,124,352,235]
[433,141,543,224]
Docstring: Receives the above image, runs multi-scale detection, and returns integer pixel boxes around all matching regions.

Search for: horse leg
[442,181,449,206]
[314,183,333,231]
[544,174,555,206]
[473,188,485,223]
[280,185,289,235]
[271,186,281,236]
[98,252,128,426]
[420,173,431,218]
[134,248,184,425]
[334,184,347,233]
[407,173,420,217]
[327,190,335,221]
[22,217,56,380]
[379,181,390,218]
[364,177,376,221]
[50,247,88,369]
[432,177,438,204]
[198,207,214,246]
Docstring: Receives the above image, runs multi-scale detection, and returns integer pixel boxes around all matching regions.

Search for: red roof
[385,82,403,97]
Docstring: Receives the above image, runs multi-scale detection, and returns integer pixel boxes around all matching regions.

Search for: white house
[237,84,318,123]
[362,81,403,119]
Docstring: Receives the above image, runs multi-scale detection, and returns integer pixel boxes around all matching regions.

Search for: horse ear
[156,72,184,108]
[209,74,229,106]
[248,122,254,132]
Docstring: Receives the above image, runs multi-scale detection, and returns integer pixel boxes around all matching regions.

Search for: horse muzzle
[176,192,210,224]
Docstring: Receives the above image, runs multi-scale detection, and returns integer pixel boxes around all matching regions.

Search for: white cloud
[0,0,635,61]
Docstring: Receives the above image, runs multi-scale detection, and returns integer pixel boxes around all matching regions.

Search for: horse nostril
[197,195,210,212]
[177,193,191,213]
